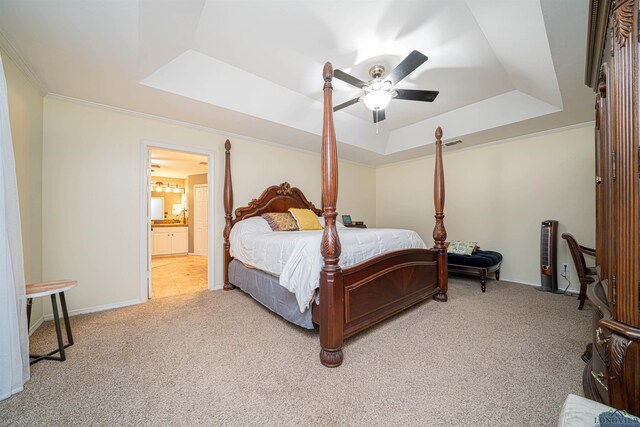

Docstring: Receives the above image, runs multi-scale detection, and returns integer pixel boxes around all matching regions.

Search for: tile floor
[152,255,208,298]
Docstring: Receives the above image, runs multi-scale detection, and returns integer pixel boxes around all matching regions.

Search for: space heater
[539,220,559,293]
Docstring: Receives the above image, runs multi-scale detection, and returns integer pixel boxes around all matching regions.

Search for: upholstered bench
[448,250,503,292]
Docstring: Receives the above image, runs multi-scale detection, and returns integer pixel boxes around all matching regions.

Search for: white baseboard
[43,298,144,321]
[29,316,44,335]
[495,276,580,295]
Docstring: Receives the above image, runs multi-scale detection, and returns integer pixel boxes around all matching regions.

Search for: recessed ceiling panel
[189,0,514,130]
[141,0,562,155]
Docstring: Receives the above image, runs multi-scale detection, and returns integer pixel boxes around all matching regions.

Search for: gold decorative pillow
[288,208,323,230]
[261,213,299,231]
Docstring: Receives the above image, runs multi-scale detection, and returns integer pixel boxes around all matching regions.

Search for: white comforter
[229,217,428,312]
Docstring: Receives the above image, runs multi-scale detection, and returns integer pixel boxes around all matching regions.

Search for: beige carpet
[1,276,591,426]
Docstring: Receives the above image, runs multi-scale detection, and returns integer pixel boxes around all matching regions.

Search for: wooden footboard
[312,248,441,338]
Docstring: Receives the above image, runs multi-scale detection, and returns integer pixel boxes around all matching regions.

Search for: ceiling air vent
[444,140,462,147]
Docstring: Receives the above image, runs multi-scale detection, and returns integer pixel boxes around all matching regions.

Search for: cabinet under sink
[152,226,188,256]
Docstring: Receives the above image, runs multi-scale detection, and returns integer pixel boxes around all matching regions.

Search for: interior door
[194,185,208,256]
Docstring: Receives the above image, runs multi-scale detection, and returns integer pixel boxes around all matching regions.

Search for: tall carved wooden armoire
[584,0,640,416]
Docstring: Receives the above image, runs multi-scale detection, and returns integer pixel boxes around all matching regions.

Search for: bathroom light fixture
[151,182,185,194]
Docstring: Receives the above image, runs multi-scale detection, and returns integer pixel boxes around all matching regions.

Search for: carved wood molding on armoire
[585,0,640,416]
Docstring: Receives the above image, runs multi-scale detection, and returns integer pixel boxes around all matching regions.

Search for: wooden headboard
[221,139,323,289]
[232,182,322,226]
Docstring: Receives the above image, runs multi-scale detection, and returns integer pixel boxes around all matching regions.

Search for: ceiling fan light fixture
[333,51,436,121]
[363,90,392,111]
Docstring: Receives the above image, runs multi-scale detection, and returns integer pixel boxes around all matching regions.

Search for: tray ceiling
[0,0,594,165]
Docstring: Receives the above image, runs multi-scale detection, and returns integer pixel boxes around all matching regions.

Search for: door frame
[139,140,216,302]
[193,184,208,256]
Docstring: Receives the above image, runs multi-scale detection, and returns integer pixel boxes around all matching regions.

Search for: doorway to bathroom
[143,144,213,299]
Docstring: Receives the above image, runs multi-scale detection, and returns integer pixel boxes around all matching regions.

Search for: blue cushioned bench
[448,250,503,292]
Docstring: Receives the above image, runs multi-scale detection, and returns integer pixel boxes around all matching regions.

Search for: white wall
[40,95,595,314]
[376,125,595,291]
[42,97,376,315]
[2,52,44,329]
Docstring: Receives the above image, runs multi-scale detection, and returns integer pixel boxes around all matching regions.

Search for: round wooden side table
[26,280,77,365]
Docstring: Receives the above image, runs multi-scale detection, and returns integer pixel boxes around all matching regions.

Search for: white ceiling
[0,0,594,165]
[150,148,207,179]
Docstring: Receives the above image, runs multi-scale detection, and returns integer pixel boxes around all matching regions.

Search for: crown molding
[0,28,47,95]
[45,93,374,169]
[584,0,611,90]
[376,121,596,169]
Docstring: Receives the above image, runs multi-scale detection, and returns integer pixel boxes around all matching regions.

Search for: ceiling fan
[333,50,439,124]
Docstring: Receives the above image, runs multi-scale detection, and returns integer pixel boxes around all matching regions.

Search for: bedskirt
[228,259,314,329]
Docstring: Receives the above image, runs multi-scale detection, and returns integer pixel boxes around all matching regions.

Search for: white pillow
[232,216,272,235]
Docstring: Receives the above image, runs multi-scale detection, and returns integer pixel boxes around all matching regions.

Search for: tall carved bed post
[319,62,344,367]
[432,127,448,302]
[223,139,234,290]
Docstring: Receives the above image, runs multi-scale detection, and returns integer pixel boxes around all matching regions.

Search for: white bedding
[229,216,428,312]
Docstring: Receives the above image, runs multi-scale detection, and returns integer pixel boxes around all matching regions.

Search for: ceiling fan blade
[334,69,368,89]
[373,109,386,123]
[395,89,439,102]
[333,97,361,112]
[387,50,428,85]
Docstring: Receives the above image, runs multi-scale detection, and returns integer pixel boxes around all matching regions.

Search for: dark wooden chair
[561,233,597,310]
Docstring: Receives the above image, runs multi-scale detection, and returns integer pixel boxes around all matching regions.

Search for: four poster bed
[222,62,448,367]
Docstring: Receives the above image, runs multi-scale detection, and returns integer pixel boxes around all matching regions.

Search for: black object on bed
[448,250,503,293]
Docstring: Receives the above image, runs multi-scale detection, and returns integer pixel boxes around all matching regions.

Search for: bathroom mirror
[150,197,164,220]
